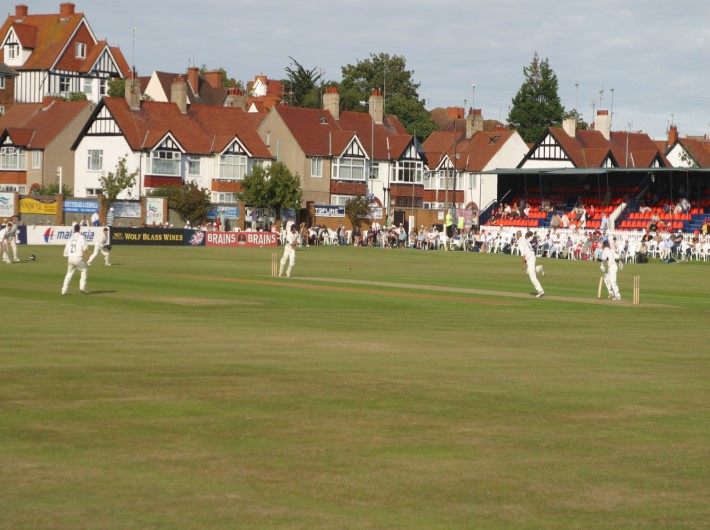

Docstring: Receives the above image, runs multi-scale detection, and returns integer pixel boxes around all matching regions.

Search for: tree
[508,52,565,143]
[563,108,588,130]
[344,195,370,230]
[66,92,87,101]
[238,162,303,217]
[31,182,72,196]
[340,52,437,139]
[98,157,138,209]
[107,77,125,98]
[150,182,212,225]
[284,58,325,108]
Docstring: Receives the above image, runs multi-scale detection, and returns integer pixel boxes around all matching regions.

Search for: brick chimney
[187,66,199,95]
[171,75,187,114]
[15,5,28,20]
[204,70,223,89]
[59,2,75,19]
[368,89,384,125]
[323,86,340,120]
[594,110,611,140]
[668,125,679,145]
[124,70,141,110]
[465,108,483,139]
[562,117,577,137]
[225,87,247,111]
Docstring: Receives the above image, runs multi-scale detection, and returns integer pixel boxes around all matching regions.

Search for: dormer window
[6,44,18,60]
[75,42,86,59]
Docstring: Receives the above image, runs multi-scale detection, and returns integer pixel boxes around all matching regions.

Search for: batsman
[279,223,299,278]
[599,239,621,300]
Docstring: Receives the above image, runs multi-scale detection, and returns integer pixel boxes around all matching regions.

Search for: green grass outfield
[1,245,709,529]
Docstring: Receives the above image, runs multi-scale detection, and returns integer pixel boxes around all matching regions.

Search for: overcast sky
[24,0,710,140]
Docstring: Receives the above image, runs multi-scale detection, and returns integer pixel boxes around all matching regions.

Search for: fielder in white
[61,224,89,295]
[600,239,620,300]
[87,227,111,266]
[279,224,299,278]
[516,230,545,298]
[0,222,11,264]
[4,218,20,262]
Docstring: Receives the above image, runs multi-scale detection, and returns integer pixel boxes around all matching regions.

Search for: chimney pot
[204,71,223,89]
[668,125,679,145]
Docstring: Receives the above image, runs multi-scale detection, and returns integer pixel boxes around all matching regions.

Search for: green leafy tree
[344,195,370,230]
[508,52,565,143]
[107,77,125,97]
[340,52,437,139]
[563,108,588,130]
[66,92,87,101]
[150,182,212,225]
[98,156,138,209]
[238,162,303,217]
[32,183,73,196]
[284,58,325,108]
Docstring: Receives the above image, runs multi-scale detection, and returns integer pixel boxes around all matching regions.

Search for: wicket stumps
[633,275,640,305]
[271,252,278,277]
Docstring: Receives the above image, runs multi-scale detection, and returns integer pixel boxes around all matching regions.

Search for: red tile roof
[0,99,93,148]
[99,97,272,159]
[423,129,518,171]
[677,137,710,166]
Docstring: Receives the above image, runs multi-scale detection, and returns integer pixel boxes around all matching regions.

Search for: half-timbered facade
[71,83,272,200]
[423,111,528,211]
[0,3,130,105]
[258,87,424,216]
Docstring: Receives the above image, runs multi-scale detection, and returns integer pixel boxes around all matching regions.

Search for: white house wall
[74,135,141,198]
[144,73,169,102]
[666,144,691,167]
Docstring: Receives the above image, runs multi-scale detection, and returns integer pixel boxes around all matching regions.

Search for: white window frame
[75,42,86,59]
[330,194,353,207]
[99,78,108,96]
[82,78,92,94]
[333,156,366,181]
[187,156,201,177]
[219,154,247,180]
[6,44,18,60]
[87,150,103,171]
[311,158,323,178]
[211,192,237,204]
[0,147,26,170]
[32,151,41,169]
[392,160,423,183]
[86,188,103,197]
[149,150,181,176]
[59,76,70,94]
[0,77,5,90]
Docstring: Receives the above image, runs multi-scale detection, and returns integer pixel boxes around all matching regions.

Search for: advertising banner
[315,205,345,218]
[207,206,239,219]
[20,197,57,215]
[25,225,103,245]
[113,201,142,218]
[0,192,15,217]
[64,199,99,214]
[110,227,186,246]
[145,197,164,225]
[205,231,279,247]
[361,207,383,220]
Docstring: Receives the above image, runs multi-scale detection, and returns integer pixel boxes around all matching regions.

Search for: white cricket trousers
[606,265,620,298]
[62,257,87,294]
[526,255,544,293]
[279,246,295,277]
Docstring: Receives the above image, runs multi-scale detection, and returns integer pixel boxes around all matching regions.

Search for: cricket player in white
[62,224,89,295]
[600,239,620,300]
[0,222,10,264]
[87,227,111,266]
[279,224,299,278]
[516,230,544,298]
[5,219,20,261]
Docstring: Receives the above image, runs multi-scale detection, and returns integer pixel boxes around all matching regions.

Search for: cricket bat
[597,276,604,299]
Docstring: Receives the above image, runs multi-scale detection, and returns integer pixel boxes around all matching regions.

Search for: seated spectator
[639,201,652,214]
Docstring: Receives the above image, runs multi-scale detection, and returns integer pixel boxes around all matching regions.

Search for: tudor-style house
[0,97,93,193]
[257,87,425,219]
[665,125,710,168]
[0,3,130,105]
[423,108,528,211]
[519,110,668,171]
[71,76,272,200]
